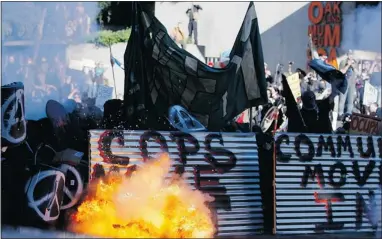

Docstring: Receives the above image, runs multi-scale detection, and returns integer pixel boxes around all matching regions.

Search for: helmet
[168,105,207,132]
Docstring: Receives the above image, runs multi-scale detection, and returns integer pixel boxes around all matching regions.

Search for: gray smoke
[1,2,101,120]
[341,3,382,52]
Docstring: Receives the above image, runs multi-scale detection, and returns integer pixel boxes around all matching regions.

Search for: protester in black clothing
[282,74,332,134]
[101,99,125,129]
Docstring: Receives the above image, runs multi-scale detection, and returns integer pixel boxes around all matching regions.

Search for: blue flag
[111,56,124,70]
[309,59,347,95]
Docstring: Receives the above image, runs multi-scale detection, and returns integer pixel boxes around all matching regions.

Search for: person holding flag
[307,34,347,129]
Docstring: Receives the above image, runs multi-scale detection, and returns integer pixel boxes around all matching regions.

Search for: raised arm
[308,34,320,60]
[339,59,351,74]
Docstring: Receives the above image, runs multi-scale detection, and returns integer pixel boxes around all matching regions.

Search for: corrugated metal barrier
[89,130,264,237]
[274,133,382,235]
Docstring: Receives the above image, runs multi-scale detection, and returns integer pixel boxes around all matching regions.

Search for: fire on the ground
[69,154,216,238]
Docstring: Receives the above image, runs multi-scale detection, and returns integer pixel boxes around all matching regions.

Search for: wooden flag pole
[249,107,253,132]
[108,42,118,98]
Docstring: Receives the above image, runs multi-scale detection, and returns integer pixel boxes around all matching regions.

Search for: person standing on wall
[186,4,202,45]
[338,50,358,119]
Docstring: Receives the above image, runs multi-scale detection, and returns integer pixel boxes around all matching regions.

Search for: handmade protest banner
[89,130,263,236]
[350,113,382,136]
[95,85,114,110]
[286,73,301,103]
[363,81,378,106]
[274,133,382,234]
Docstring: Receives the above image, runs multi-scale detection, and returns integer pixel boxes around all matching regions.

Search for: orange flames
[69,154,216,238]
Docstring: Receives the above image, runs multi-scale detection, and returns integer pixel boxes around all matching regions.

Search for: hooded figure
[300,91,319,131]
[101,99,125,129]
[282,75,333,134]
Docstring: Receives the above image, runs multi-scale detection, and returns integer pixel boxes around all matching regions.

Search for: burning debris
[69,154,216,238]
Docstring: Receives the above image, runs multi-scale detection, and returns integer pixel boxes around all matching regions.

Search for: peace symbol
[25,170,66,222]
[59,164,84,210]
[1,89,26,144]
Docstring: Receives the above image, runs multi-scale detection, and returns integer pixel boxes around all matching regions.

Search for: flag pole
[249,107,253,132]
[109,42,118,98]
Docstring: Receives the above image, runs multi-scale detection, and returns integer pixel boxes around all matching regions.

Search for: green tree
[87,28,131,47]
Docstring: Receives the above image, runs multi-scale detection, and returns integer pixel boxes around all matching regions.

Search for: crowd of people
[3,2,92,42]
[2,47,381,134]
[2,52,109,119]
[256,50,382,134]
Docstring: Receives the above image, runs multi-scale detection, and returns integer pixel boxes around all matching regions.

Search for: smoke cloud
[1,2,101,120]
[341,3,382,53]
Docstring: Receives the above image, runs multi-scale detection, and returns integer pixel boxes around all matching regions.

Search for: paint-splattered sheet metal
[274,133,382,235]
[89,130,264,237]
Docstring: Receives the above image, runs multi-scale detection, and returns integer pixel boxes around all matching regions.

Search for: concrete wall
[155,2,356,72]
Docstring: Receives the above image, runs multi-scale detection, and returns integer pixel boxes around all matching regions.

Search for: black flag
[124,2,267,131]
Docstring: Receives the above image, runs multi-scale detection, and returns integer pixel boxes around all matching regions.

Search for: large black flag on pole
[124,2,268,131]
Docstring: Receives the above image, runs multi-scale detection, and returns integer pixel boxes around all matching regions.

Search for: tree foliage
[87,28,131,46]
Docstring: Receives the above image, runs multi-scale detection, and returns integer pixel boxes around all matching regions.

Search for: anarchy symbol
[59,164,84,210]
[24,170,66,222]
[1,89,27,144]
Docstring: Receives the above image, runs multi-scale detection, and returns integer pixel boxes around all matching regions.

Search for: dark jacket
[282,75,332,134]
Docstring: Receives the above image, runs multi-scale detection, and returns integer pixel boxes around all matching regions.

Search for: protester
[33,70,59,100]
[284,61,294,77]
[68,88,82,103]
[369,102,379,118]
[171,22,185,48]
[186,4,202,45]
[300,72,318,93]
[338,50,358,119]
[74,3,91,37]
[101,99,125,129]
[315,79,332,100]
[265,63,274,86]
